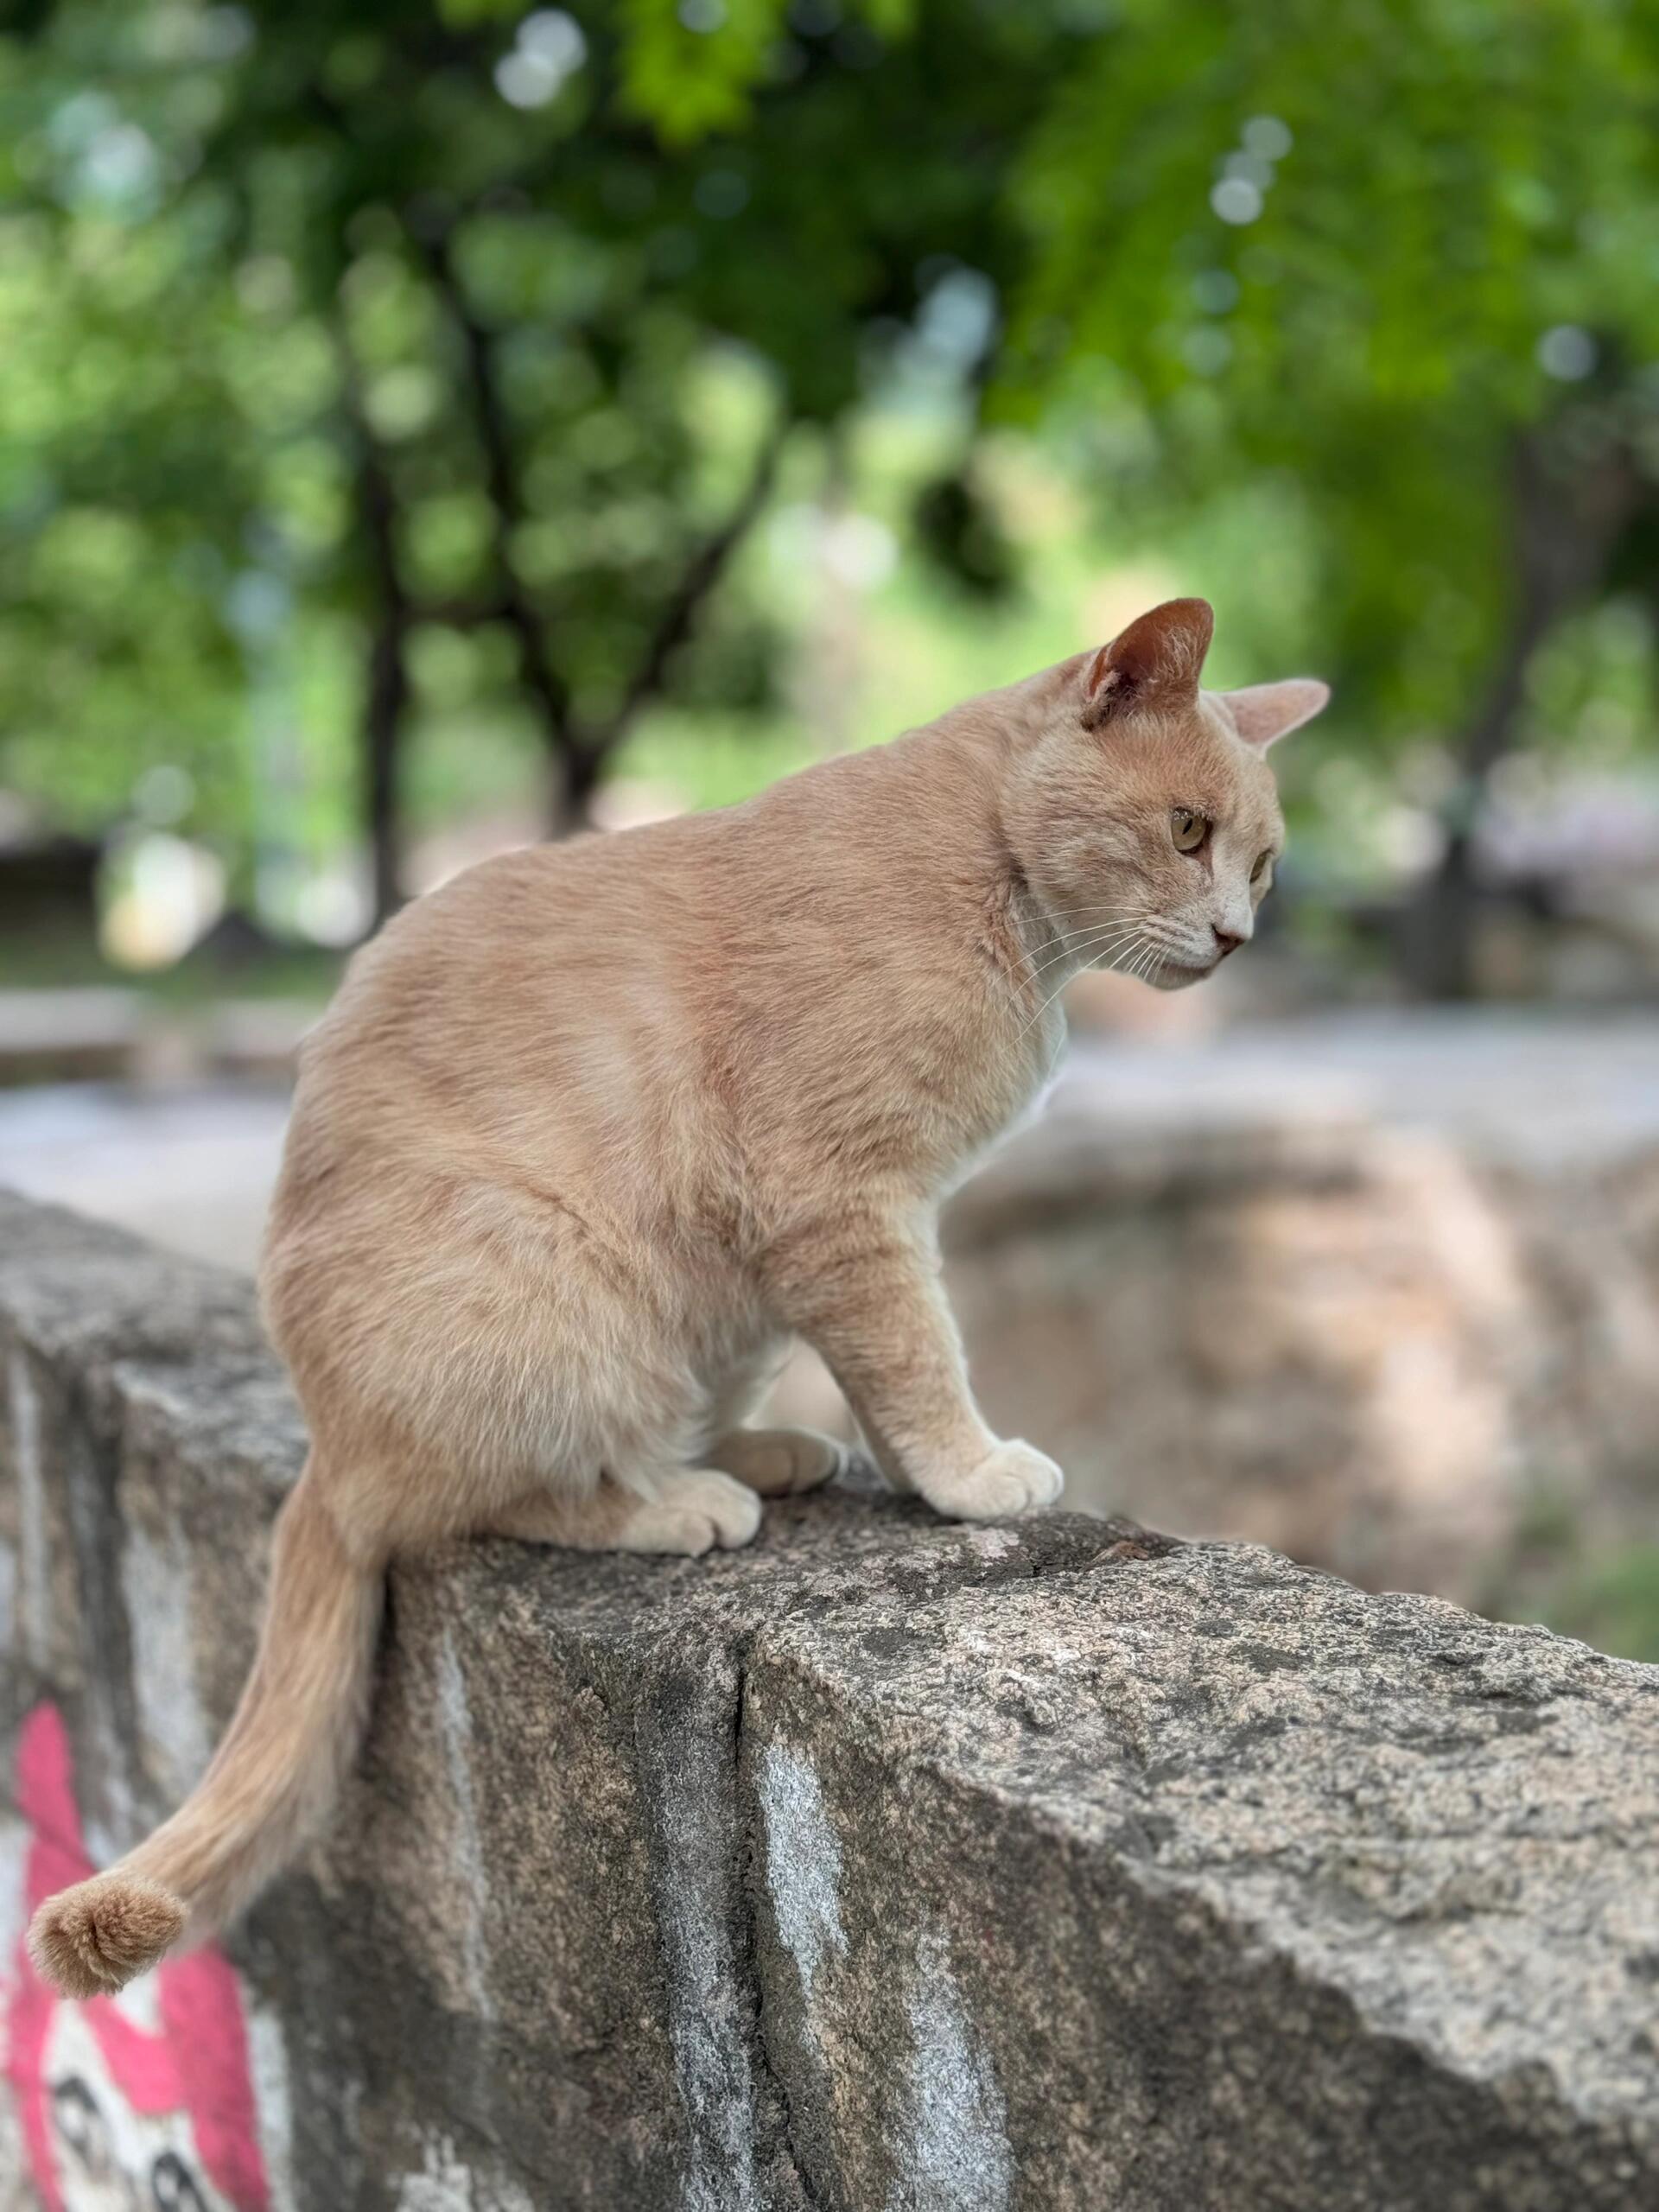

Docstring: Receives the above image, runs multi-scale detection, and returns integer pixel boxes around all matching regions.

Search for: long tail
[29,1465,383,1999]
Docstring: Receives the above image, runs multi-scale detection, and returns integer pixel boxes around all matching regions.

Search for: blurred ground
[1068,1010,1659,1171]
[9,1007,1658,1271]
[0,1076,289,1269]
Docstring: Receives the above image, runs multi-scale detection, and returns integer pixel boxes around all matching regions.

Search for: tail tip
[28,1872,186,1999]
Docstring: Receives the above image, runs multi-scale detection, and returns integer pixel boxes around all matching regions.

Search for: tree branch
[581,415,789,768]
[415,207,786,823]
[411,591,514,632]
[411,213,579,782]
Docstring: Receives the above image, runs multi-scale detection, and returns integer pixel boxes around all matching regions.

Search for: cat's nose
[1211,926,1245,958]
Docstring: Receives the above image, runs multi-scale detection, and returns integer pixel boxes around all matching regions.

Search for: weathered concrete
[1,1187,1656,2209]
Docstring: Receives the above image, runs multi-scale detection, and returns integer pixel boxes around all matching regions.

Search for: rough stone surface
[2,1187,1657,2209]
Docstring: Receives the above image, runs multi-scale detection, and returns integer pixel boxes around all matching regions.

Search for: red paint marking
[4,1703,271,2210]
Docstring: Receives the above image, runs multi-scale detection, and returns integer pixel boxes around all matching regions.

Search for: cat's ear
[1084,598,1214,726]
[1219,678,1332,750]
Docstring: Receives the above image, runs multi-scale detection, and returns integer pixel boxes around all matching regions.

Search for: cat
[29,595,1326,1999]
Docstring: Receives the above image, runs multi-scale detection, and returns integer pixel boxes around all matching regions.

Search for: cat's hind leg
[700,1340,849,1497]
[704,1427,849,1497]
[484,1470,761,1557]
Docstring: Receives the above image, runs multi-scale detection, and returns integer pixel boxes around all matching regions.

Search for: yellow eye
[1171,808,1208,854]
[1251,850,1276,887]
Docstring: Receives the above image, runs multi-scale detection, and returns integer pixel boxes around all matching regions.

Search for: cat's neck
[930,677,1090,997]
[898,690,1084,1088]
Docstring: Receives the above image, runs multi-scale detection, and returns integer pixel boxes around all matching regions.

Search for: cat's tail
[27,1463,383,1998]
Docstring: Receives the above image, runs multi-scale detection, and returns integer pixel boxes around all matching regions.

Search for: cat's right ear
[1082,598,1215,728]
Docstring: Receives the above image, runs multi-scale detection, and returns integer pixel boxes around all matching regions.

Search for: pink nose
[1212,927,1244,957]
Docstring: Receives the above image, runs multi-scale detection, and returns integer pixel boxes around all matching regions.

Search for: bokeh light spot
[1536,325,1596,381]
[1211,178,1262,226]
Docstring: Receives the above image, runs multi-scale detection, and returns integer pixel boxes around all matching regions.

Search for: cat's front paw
[625,1469,764,1556]
[923,1440,1064,1522]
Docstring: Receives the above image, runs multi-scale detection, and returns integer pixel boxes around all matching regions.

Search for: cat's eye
[1170,808,1208,854]
[1251,851,1275,886]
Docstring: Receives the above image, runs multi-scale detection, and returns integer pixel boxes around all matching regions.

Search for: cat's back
[312,812,719,1069]
[264,815,737,1266]
[290,736,942,1110]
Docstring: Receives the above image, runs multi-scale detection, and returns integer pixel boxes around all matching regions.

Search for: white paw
[626,1469,764,1556]
[925,1440,1065,1523]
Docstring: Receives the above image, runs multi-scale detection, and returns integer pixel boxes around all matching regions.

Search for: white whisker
[1011,893,1186,1038]
[1037,903,1148,921]
[1019,922,1146,988]
[1022,913,1150,965]
[1055,912,1154,949]
[1014,923,1163,1045]
[1043,912,1152,938]
[1014,969,1082,1046]
[1048,918,1149,960]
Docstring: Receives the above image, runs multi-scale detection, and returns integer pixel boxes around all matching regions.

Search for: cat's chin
[1146,956,1217,991]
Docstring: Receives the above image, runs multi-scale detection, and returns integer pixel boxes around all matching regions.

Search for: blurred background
[3,0,1658,1651]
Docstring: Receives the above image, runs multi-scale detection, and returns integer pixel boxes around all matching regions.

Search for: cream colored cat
[30,596,1326,1998]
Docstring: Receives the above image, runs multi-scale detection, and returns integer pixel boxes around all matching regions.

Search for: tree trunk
[416,213,790,844]
[553,741,603,832]
[1400,423,1637,1000]
[348,399,415,931]
[364,611,410,929]
[1399,592,1547,1000]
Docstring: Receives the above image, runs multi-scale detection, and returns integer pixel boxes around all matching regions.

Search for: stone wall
[1,1188,1656,2209]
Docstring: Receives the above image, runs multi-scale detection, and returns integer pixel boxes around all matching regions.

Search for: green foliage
[613,0,917,144]
[1487,1491,1659,1664]
[4,0,1658,914]
[618,0,791,143]
[0,0,1058,890]
[1548,1543,1659,1666]
[1007,0,1659,745]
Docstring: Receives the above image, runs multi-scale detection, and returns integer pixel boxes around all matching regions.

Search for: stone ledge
[0,1185,1656,2210]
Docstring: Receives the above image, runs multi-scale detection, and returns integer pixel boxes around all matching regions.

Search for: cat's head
[1007,597,1328,989]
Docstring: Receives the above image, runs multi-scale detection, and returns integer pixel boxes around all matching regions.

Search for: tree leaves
[1007,0,1659,744]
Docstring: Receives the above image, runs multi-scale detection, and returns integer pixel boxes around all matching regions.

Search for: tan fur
[29,601,1325,1993]
[27,1874,184,2001]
